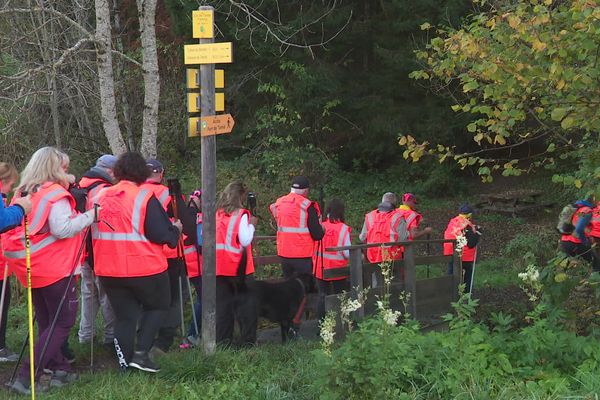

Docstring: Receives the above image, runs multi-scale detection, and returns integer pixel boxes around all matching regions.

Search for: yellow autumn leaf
[532,39,547,52]
[495,135,507,145]
[507,15,521,29]
[575,179,582,188]
[399,136,407,146]
[556,80,565,90]
[554,273,567,283]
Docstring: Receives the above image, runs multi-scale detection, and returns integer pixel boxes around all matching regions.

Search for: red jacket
[313,220,350,281]
[270,193,320,258]
[216,208,255,277]
[443,215,477,262]
[3,182,83,288]
[93,181,167,277]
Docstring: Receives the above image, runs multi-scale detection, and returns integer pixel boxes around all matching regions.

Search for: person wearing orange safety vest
[141,159,197,354]
[0,162,31,364]
[181,188,202,347]
[591,201,600,272]
[313,198,350,320]
[270,176,324,279]
[397,193,432,241]
[444,204,481,293]
[561,198,600,272]
[215,182,257,345]
[359,192,405,264]
[77,154,117,348]
[93,152,182,374]
[4,147,94,394]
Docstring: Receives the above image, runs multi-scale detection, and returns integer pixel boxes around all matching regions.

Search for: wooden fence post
[349,248,364,318]
[403,243,417,318]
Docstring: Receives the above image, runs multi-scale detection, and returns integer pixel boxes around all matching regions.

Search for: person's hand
[66,174,76,185]
[14,196,32,215]
[250,216,258,226]
[424,227,433,235]
[173,219,183,233]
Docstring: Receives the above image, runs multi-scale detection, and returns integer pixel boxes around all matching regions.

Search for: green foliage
[402,0,600,191]
[501,232,556,269]
[316,291,600,399]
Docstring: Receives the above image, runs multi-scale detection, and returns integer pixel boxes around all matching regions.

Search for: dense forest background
[1,0,596,202]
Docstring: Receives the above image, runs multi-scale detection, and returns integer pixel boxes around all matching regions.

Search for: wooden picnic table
[475,190,554,216]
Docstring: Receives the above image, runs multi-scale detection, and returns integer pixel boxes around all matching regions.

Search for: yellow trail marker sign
[192,10,213,39]
[186,69,225,89]
[187,93,225,113]
[184,43,233,65]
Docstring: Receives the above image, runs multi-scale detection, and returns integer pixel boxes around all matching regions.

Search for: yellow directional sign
[188,117,201,137]
[186,69,225,89]
[184,43,233,65]
[192,10,213,39]
[187,93,225,113]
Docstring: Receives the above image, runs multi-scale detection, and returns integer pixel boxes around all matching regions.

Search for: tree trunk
[112,0,135,152]
[95,0,127,155]
[136,0,160,159]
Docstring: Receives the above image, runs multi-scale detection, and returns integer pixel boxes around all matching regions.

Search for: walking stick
[24,216,36,399]
[34,224,90,377]
[468,246,479,299]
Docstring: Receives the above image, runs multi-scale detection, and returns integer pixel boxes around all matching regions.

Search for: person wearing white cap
[77,154,117,347]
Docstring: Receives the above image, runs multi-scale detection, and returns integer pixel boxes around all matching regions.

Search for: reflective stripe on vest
[216,210,243,254]
[28,189,65,233]
[184,246,196,255]
[91,189,150,243]
[3,235,58,259]
[315,224,349,261]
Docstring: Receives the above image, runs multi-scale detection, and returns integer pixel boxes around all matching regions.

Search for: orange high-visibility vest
[92,180,167,277]
[185,213,202,278]
[561,206,592,244]
[215,208,254,277]
[364,209,405,263]
[270,193,320,258]
[3,182,82,288]
[141,181,178,259]
[590,205,600,239]
[443,215,476,262]
[396,208,422,240]
[79,176,111,210]
[313,220,351,281]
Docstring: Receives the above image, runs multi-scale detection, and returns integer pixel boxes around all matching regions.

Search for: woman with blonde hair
[215,181,258,346]
[3,147,95,394]
[0,162,32,363]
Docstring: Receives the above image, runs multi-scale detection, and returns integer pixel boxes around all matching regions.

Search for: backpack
[396,216,410,242]
[556,204,577,234]
[69,181,105,213]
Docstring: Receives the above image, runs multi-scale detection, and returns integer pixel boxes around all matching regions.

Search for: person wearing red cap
[270,176,324,278]
[397,193,432,240]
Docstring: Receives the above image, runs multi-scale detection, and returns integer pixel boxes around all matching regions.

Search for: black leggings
[152,258,185,351]
[100,271,170,363]
[0,277,10,349]
[561,241,600,272]
[216,275,257,346]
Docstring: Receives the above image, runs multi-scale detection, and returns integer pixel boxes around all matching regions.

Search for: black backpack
[69,181,105,213]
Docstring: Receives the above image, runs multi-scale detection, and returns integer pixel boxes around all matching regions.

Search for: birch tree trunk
[95,0,127,155]
[136,0,160,159]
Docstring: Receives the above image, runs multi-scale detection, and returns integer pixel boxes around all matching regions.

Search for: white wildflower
[455,234,468,254]
[381,308,401,326]
[319,312,336,355]
[518,264,542,302]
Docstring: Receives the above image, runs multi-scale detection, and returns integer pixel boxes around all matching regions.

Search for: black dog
[248,274,311,343]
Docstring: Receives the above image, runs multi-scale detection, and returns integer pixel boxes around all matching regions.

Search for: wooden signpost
[184,5,234,354]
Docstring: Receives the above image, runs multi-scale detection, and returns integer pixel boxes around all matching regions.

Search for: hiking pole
[89,204,99,373]
[468,244,479,299]
[24,216,36,399]
[34,224,90,377]
[8,321,31,386]
[0,262,10,343]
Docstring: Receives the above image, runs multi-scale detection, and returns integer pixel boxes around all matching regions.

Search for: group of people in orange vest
[0,147,495,395]
[558,198,600,272]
